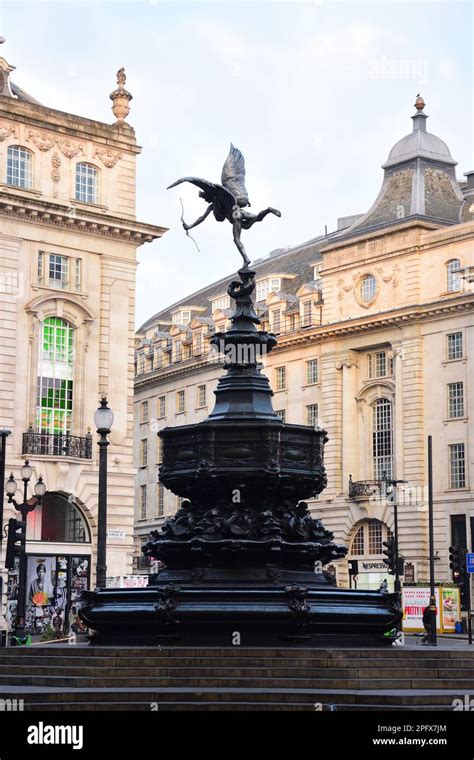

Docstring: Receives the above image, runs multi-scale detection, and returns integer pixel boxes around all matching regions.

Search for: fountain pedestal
[80,268,401,645]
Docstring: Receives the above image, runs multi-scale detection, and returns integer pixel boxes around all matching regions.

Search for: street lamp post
[94,396,114,589]
[5,461,46,643]
[0,429,12,547]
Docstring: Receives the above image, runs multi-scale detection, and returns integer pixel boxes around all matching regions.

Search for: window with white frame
[256,278,280,301]
[136,353,145,375]
[36,317,74,436]
[172,310,191,325]
[306,403,319,427]
[360,274,377,303]
[157,483,164,516]
[372,398,393,480]
[211,295,230,312]
[75,162,99,204]
[306,359,318,385]
[197,384,207,408]
[173,339,182,362]
[448,382,464,419]
[271,309,281,334]
[313,264,322,281]
[301,300,313,327]
[275,409,286,422]
[7,145,32,188]
[158,395,166,418]
[275,366,286,391]
[140,439,148,467]
[351,525,365,555]
[141,400,149,423]
[176,389,185,414]
[368,351,393,379]
[368,521,383,554]
[447,332,463,361]
[157,436,163,464]
[446,259,461,293]
[140,485,147,519]
[38,252,82,292]
[449,443,466,489]
[193,332,203,355]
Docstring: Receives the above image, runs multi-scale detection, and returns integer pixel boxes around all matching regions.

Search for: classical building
[0,44,165,634]
[134,98,473,594]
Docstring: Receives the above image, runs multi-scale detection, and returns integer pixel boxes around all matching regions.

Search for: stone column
[336,354,359,493]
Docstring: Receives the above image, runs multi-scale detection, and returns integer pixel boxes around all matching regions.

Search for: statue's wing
[167,176,234,207]
[221,144,249,206]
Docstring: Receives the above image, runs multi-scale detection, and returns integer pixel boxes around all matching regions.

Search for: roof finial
[0,37,5,45]
[109,67,133,126]
[414,94,426,112]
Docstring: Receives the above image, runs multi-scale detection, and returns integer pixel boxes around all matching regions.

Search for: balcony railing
[348,476,381,499]
[22,429,93,459]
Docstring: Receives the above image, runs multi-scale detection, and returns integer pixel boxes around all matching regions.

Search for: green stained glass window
[37,317,74,435]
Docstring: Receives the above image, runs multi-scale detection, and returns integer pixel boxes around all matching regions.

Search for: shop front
[6,492,92,640]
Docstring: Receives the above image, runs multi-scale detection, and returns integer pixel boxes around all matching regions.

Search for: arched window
[7,145,33,188]
[446,259,461,293]
[351,525,365,555]
[372,398,393,480]
[32,492,90,543]
[75,162,99,204]
[36,317,74,435]
[360,274,377,303]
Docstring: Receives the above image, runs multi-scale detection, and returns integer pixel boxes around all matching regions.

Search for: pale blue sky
[1,0,473,326]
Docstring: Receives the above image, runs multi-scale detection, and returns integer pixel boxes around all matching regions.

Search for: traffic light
[5,517,26,570]
[382,537,396,574]
[449,545,462,582]
[348,559,359,577]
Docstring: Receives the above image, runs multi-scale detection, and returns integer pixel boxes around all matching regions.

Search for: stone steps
[0,646,472,711]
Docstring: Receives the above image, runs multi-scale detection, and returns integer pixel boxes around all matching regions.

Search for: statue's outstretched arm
[184,203,214,231]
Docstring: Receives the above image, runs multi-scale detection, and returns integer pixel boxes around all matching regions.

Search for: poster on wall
[440,587,461,632]
[69,555,90,635]
[25,556,56,635]
[402,587,441,632]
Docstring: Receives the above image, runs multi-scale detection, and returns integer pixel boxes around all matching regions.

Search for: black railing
[22,429,93,459]
[348,476,381,499]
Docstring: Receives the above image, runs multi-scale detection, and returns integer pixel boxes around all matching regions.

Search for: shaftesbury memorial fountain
[80,146,401,645]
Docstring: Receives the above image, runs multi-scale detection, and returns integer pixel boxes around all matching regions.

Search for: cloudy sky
[1,1,472,326]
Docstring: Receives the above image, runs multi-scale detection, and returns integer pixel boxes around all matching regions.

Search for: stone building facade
[0,46,165,629]
[134,100,473,593]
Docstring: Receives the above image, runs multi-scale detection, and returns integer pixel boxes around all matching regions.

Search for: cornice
[0,192,167,245]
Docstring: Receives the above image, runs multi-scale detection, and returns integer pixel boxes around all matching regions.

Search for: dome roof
[383,110,456,168]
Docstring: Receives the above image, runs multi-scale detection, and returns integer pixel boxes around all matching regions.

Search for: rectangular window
[302,301,313,327]
[158,396,166,418]
[157,483,164,517]
[137,353,145,375]
[7,145,32,188]
[173,340,182,362]
[368,351,388,379]
[193,332,203,356]
[141,401,149,423]
[306,359,318,385]
[275,366,286,391]
[74,259,82,291]
[157,437,163,465]
[372,399,393,480]
[38,252,81,291]
[140,485,147,519]
[38,252,44,285]
[211,295,230,312]
[448,382,464,419]
[449,444,466,489]
[197,384,206,408]
[447,332,463,361]
[272,310,281,334]
[140,439,148,468]
[49,254,69,289]
[275,409,286,422]
[176,390,185,414]
[306,403,319,427]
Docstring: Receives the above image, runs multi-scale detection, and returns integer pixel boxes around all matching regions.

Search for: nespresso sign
[360,561,386,571]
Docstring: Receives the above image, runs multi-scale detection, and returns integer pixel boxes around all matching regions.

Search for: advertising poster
[440,587,461,632]
[402,587,441,632]
[25,556,56,635]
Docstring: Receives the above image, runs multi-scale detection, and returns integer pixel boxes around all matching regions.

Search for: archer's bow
[179,197,200,253]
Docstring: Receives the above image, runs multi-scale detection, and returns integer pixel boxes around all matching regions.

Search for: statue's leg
[233,221,250,267]
[242,208,281,230]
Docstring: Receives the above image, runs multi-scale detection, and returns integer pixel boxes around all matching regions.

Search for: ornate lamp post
[0,429,12,547]
[94,396,114,589]
[5,461,46,643]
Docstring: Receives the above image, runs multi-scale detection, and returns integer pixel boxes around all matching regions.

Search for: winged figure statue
[167,144,281,268]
